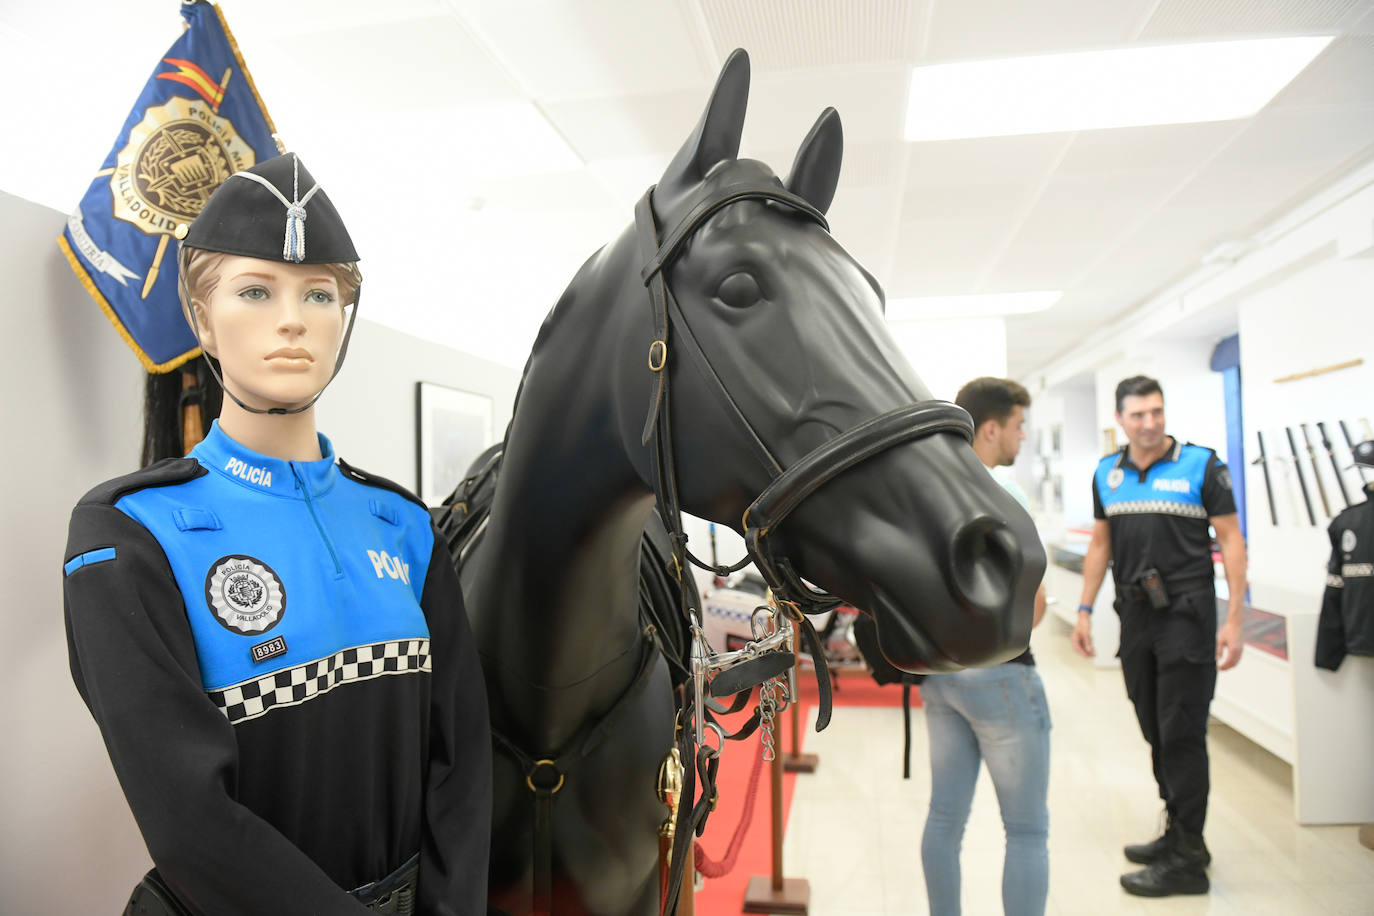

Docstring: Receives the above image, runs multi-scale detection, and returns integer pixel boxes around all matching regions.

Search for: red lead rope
[692,740,767,878]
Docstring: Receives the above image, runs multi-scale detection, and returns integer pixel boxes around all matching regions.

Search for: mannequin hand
[1216,619,1244,670]
[1070,612,1095,658]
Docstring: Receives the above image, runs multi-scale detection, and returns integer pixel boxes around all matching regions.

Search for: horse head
[625,49,1046,672]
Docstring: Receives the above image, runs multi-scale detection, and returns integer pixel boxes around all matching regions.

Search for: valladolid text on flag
[58,0,281,372]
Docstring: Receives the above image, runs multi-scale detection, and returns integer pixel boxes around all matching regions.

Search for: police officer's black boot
[1120,830,1210,897]
[1124,818,1211,866]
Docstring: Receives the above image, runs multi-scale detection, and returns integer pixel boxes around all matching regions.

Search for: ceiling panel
[743,65,910,150]
[697,0,926,67]
[1209,104,1374,168]
[924,0,1157,61]
[1054,121,1248,175]
[544,90,710,161]
[1269,36,1374,109]
[1138,0,1367,40]
[456,0,709,100]
[905,134,1073,196]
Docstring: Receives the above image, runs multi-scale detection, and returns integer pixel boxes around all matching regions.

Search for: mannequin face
[193,255,345,412]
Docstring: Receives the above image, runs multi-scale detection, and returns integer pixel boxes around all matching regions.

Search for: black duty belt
[351,853,420,914]
[1118,576,1214,603]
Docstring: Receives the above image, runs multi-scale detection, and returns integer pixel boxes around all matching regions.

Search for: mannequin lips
[266,347,312,365]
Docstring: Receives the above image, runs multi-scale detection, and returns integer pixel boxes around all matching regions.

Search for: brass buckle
[648,339,667,371]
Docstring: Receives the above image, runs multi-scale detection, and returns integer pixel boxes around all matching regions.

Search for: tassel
[284,203,307,262]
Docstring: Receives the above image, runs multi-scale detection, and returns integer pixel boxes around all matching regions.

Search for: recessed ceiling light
[887,291,1062,320]
[905,37,1332,142]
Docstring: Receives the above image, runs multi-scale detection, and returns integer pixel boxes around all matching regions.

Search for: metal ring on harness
[648,339,667,371]
[525,759,565,795]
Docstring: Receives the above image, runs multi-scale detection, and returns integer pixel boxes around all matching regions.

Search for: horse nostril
[949,518,1018,613]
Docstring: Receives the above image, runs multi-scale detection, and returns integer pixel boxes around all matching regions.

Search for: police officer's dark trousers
[1116,588,1218,836]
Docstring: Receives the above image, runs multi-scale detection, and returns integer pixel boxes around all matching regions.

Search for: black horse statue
[446,49,1046,915]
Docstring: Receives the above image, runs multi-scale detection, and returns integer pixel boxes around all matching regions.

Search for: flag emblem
[113,96,257,233]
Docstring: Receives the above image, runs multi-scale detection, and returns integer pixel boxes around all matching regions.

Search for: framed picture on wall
[1101,427,1117,455]
[415,382,494,506]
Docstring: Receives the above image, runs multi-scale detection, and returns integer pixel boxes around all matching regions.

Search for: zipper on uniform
[291,463,342,575]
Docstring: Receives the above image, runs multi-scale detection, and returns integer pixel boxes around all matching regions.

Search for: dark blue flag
[58,0,280,372]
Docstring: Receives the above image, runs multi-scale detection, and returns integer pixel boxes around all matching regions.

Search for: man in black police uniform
[1071,375,1247,897]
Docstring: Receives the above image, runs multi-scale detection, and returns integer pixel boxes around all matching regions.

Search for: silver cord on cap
[229,155,320,262]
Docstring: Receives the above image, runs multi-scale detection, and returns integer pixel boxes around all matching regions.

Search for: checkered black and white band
[209,638,431,725]
[1105,500,1208,520]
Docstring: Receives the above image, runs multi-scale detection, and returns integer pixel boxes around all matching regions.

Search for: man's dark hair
[955,377,1031,431]
[1115,375,1164,413]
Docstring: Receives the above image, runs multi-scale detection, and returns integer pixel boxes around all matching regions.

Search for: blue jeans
[921,663,1051,916]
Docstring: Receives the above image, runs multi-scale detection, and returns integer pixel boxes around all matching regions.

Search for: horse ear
[655,49,750,215]
[785,107,843,215]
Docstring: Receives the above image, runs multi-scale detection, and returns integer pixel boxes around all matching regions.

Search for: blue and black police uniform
[1092,436,1235,838]
[65,422,491,914]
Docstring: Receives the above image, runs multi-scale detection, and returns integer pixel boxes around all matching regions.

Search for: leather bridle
[633,175,973,915]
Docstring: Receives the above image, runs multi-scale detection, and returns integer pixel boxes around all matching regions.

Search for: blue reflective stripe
[64,547,117,576]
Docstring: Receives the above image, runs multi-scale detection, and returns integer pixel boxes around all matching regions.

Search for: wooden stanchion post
[742,740,809,913]
[783,656,818,773]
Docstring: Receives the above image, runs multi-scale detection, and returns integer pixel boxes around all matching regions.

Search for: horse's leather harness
[632,176,973,914]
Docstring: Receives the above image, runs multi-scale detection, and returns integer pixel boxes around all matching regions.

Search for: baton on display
[1299,423,1332,517]
[1285,427,1317,526]
[1316,421,1352,508]
[1339,420,1371,485]
[1252,431,1279,526]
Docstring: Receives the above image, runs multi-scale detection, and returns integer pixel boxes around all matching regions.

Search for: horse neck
[468,232,659,750]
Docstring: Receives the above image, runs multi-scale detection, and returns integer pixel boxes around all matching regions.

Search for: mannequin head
[173,152,360,457]
[179,246,361,412]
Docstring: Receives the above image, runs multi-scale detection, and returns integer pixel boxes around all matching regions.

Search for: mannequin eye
[306,289,337,305]
[237,286,269,301]
[714,271,763,309]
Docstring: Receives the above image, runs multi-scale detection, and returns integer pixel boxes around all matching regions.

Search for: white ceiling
[4,0,1373,376]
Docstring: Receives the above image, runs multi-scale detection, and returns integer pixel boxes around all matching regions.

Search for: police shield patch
[205,555,286,635]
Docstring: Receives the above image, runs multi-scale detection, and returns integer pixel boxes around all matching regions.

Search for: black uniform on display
[1091,437,1235,846]
[1316,441,1374,671]
[63,155,491,915]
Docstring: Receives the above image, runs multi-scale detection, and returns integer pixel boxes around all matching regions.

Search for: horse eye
[715,271,762,308]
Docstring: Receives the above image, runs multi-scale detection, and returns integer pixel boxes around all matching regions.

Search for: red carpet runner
[689,672,916,914]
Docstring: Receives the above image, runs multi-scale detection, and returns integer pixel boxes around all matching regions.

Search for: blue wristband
[1077,603,1093,614]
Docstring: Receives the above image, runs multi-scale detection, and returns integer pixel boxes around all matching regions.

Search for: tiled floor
[780,617,1374,915]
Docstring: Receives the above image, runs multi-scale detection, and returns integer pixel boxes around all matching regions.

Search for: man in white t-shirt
[919,377,1050,916]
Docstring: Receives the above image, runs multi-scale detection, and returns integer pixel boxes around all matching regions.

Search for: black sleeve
[1315,519,1347,671]
[1201,452,1238,518]
[1092,475,1106,520]
[417,527,492,916]
[64,503,370,914]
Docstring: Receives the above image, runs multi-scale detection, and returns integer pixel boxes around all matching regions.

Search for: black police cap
[179,153,358,264]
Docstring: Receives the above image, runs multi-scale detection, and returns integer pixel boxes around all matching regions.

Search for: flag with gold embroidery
[58,0,280,372]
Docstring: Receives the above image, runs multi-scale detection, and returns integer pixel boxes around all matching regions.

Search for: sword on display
[1253,431,1279,526]
[1299,423,1332,518]
[1285,426,1317,526]
[1315,421,1352,508]
[1339,420,1371,486]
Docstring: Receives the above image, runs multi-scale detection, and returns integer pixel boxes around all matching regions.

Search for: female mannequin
[63,154,491,915]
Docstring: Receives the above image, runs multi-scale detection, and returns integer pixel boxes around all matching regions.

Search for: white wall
[0,190,519,913]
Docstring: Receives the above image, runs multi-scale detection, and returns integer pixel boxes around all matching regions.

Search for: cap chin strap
[179,271,361,416]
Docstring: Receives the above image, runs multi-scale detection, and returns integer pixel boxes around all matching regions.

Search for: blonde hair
[177,245,362,314]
